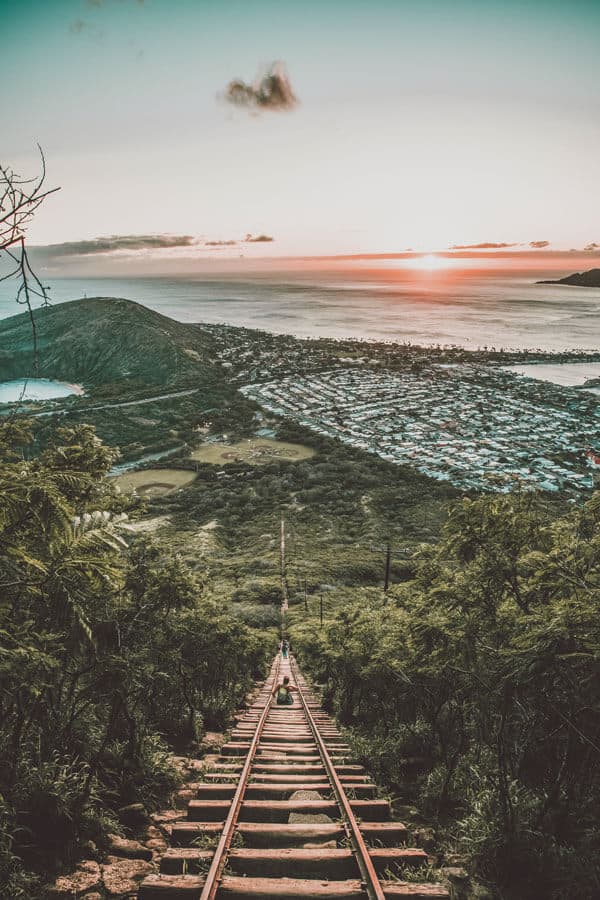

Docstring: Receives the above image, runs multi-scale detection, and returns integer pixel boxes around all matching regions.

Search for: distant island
[537,268,600,287]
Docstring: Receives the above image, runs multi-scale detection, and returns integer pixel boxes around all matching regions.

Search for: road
[31,388,200,417]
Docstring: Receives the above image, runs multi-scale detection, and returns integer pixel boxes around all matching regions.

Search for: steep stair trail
[139,655,448,899]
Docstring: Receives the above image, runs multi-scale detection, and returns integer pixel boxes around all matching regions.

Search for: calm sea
[0,271,599,352]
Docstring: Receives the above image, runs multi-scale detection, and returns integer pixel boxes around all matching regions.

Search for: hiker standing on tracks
[272,675,298,705]
[281,639,289,659]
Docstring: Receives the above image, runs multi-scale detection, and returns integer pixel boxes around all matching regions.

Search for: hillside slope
[537,268,600,287]
[0,297,222,389]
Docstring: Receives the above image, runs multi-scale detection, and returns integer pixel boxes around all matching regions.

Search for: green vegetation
[151,419,458,630]
[290,492,600,899]
[40,389,252,464]
[0,421,269,896]
[0,297,220,390]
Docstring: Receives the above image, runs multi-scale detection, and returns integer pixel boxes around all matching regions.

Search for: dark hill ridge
[537,268,600,287]
[0,297,222,389]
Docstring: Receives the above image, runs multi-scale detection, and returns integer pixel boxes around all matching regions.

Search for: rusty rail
[198,654,281,900]
[290,656,386,900]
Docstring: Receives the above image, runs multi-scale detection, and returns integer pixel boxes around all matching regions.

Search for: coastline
[0,377,84,403]
[2,273,600,353]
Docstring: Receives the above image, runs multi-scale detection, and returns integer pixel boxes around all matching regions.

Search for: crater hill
[537,268,600,287]
[0,297,223,391]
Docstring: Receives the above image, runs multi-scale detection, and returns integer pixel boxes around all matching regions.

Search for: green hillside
[0,297,220,390]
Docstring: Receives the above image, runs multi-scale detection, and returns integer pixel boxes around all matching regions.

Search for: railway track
[139,653,449,899]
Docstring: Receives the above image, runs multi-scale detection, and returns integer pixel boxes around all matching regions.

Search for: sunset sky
[2,0,600,273]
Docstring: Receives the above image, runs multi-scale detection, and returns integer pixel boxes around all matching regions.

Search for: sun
[410,254,449,271]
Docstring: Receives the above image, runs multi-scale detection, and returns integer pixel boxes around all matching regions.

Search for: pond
[0,378,84,403]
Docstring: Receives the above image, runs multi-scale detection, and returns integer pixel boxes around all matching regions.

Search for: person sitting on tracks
[272,675,298,705]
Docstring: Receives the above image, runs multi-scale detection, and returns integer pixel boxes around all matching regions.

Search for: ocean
[0,270,599,352]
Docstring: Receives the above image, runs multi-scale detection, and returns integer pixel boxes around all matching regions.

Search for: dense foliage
[292,492,600,899]
[0,422,267,896]
[164,418,457,554]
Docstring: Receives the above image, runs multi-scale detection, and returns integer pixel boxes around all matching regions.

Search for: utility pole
[365,542,414,595]
[280,516,289,612]
[384,543,391,593]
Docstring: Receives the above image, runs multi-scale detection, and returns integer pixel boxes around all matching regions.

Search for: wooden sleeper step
[161,847,429,878]
[192,783,376,801]
[139,875,449,899]
[252,764,364,775]
[190,782,375,801]
[187,798,391,823]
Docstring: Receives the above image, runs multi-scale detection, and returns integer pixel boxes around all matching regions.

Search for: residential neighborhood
[241,366,600,492]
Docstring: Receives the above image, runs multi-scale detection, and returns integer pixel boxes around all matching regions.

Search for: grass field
[112,468,197,496]
[190,438,315,466]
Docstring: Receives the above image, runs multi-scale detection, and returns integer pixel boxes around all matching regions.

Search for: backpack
[276,686,293,705]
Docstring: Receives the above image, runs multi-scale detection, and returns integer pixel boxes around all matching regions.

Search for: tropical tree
[0,422,268,895]
[293,492,600,899]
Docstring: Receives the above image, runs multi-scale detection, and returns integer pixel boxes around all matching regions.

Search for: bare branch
[0,146,60,374]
